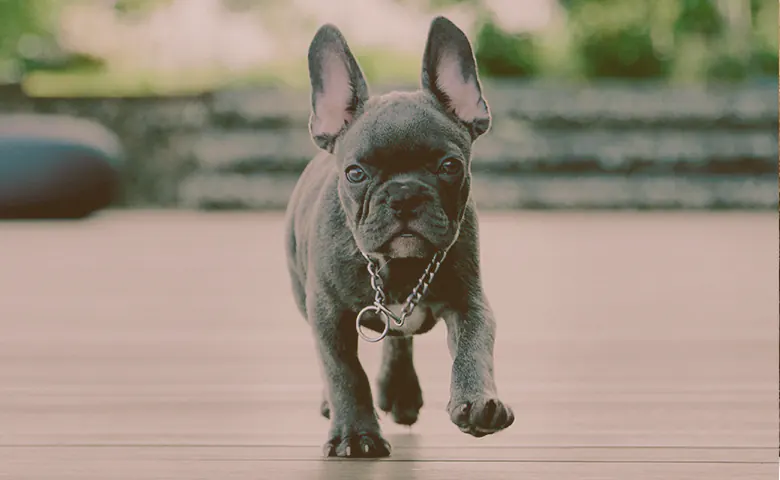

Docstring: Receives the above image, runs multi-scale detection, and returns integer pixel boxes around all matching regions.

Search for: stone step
[178,172,778,211]
[179,127,777,175]
[211,80,779,129]
[5,80,776,209]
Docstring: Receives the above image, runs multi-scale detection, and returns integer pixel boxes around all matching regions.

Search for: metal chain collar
[355,249,448,343]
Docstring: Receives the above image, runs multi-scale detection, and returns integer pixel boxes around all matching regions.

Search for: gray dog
[284,16,514,458]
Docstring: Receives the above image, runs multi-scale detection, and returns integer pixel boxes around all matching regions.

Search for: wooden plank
[5,444,775,463]
[0,211,776,479]
[2,448,776,480]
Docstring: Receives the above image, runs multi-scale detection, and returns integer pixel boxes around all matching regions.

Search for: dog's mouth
[381,229,429,259]
[393,228,428,243]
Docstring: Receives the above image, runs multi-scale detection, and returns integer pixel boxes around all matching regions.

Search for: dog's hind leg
[377,336,424,426]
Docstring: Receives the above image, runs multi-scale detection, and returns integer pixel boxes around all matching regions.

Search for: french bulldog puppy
[284,16,514,458]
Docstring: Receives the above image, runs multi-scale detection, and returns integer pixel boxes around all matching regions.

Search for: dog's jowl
[284,16,514,458]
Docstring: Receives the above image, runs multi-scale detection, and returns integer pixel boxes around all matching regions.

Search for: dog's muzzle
[384,180,433,220]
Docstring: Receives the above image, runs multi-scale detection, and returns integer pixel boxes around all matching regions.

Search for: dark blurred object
[0,114,123,219]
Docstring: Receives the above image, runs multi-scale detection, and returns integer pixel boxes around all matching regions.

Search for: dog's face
[306,17,490,259]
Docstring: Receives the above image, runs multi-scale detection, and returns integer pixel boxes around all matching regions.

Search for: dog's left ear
[422,16,490,140]
[307,24,369,152]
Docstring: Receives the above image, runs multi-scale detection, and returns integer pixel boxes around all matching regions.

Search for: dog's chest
[386,303,430,335]
[371,259,441,335]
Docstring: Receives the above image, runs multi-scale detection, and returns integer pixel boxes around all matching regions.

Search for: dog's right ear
[307,24,369,153]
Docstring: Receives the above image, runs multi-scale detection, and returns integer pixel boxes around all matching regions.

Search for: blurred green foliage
[675,0,724,37]
[565,0,671,78]
[0,0,776,95]
[0,0,55,80]
[470,0,777,82]
[567,1,670,79]
[0,0,107,81]
[474,21,539,77]
[112,0,174,14]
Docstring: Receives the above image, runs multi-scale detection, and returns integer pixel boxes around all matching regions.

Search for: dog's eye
[437,158,462,176]
[345,165,368,183]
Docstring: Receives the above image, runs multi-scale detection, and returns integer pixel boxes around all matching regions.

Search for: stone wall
[2,80,777,209]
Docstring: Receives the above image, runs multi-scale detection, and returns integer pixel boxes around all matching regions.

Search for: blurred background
[0,0,777,214]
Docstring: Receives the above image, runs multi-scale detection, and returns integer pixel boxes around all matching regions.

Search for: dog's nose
[386,182,428,218]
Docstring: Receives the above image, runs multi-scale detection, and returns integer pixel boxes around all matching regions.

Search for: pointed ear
[421,16,490,140]
[307,24,369,152]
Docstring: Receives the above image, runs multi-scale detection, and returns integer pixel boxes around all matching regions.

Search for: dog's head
[307,16,489,260]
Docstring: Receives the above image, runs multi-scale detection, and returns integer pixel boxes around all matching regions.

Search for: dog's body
[284,16,513,458]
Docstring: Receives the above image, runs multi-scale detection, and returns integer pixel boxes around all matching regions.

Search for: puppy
[284,16,514,458]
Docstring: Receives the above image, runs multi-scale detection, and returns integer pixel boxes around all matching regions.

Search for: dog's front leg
[311,302,391,457]
[443,297,515,437]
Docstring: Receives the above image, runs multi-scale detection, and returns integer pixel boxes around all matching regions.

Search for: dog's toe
[324,432,391,458]
[449,397,514,437]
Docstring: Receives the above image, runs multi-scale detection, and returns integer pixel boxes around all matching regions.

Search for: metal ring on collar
[355,304,390,343]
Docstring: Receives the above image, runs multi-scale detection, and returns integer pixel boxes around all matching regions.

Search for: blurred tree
[0,0,109,83]
[668,0,777,82]
[562,0,777,82]
[473,19,539,77]
[113,0,175,16]
[674,0,724,38]
[565,0,671,79]
[747,0,778,77]
[0,0,54,80]
[407,0,778,82]
[5,0,775,93]
[398,0,541,78]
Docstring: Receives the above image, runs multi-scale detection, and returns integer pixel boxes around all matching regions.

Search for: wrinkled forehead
[338,91,471,164]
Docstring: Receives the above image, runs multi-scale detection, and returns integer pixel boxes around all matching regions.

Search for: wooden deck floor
[0,211,777,479]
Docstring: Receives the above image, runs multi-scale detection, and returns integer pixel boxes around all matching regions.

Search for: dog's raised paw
[448,397,514,437]
[377,366,423,426]
[323,431,391,458]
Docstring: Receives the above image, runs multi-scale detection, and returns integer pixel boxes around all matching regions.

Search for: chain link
[363,249,448,328]
[366,261,387,306]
